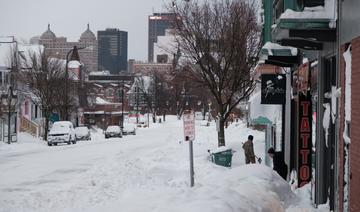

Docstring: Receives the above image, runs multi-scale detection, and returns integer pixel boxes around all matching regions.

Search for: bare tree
[170,0,260,146]
[18,49,65,141]
[135,75,157,123]
[55,78,79,121]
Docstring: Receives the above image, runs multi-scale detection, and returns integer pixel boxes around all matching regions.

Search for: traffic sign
[183,110,195,141]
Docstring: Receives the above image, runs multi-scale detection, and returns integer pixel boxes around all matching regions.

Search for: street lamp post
[1,86,17,144]
[208,102,212,122]
[121,80,124,130]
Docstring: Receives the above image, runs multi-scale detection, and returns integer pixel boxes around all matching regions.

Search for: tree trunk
[44,116,50,141]
[217,117,225,147]
[152,110,156,123]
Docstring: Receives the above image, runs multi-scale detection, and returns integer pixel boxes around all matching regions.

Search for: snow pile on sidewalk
[83,165,296,212]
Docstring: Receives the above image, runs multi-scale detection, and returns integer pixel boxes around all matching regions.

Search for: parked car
[75,126,91,141]
[48,121,76,146]
[129,116,148,127]
[122,123,137,135]
[200,120,210,127]
[105,125,122,138]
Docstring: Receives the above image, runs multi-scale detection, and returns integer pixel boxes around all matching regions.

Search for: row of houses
[249,0,359,211]
[0,40,169,141]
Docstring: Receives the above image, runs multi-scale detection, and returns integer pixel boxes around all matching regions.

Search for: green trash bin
[211,149,233,167]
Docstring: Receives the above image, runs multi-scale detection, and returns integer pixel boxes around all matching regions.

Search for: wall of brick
[350,36,360,212]
[339,45,345,212]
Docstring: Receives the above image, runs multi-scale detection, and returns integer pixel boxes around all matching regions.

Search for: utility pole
[7,87,12,144]
[122,79,124,129]
[136,87,139,124]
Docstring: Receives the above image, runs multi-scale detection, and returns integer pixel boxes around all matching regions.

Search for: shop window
[35,105,38,118]
[24,101,29,115]
[106,89,114,97]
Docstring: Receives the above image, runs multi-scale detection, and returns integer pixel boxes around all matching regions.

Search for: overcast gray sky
[0,0,169,61]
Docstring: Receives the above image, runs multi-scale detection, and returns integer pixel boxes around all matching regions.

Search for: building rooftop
[40,24,56,40]
[80,24,96,41]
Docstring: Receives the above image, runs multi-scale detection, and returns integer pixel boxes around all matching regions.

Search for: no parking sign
[183,110,195,141]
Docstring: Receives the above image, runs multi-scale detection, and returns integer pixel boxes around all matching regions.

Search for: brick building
[80,75,133,129]
[131,61,173,77]
[339,1,360,211]
[37,24,98,74]
[259,0,360,211]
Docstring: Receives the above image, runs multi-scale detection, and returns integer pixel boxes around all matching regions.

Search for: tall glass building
[98,28,128,75]
[148,13,176,63]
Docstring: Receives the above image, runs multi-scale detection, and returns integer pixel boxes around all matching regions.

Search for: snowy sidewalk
[0,116,324,212]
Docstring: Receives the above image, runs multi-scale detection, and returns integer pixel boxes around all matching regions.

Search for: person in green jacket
[242,135,256,164]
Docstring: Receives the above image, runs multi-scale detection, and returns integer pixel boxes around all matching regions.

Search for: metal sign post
[183,110,195,187]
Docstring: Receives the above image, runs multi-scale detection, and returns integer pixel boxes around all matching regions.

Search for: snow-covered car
[75,126,91,141]
[200,120,210,127]
[122,123,137,135]
[137,117,148,127]
[48,121,76,146]
[105,125,122,138]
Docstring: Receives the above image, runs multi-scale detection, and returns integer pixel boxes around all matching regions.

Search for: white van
[47,121,76,146]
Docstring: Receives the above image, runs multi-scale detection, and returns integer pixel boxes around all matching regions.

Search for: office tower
[148,13,176,63]
[98,28,128,74]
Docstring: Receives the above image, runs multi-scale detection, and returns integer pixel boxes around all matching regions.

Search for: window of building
[24,101,29,115]
[106,88,114,97]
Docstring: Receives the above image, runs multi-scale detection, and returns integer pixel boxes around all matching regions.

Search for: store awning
[272,0,336,43]
[252,116,272,125]
[260,42,301,68]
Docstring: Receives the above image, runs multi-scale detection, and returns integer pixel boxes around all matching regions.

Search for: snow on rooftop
[262,42,298,56]
[0,43,12,67]
[93,83,103,88]
[90,70,110,76]
[279,0,336,27]
[0,37,15,43]
[68,60,81,69]
[0,43,44,67]
[96,97,111,104]
[18,44,44,55]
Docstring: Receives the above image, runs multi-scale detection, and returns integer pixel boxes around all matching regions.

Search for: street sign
[183,110,195,141]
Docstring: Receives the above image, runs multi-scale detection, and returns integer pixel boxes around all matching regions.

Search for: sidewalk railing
[20,116,39,137]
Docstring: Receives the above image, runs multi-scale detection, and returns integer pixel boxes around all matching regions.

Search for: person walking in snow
[267,147,288,180]
[242,135,256,164]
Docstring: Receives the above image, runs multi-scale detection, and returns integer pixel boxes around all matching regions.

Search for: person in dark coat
[242,135,256,164]
[267,147,288,180]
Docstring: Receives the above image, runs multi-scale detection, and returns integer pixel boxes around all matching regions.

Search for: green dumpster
[211,149,233,167]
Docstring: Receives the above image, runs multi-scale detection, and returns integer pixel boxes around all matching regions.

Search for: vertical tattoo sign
[298,91,312,187]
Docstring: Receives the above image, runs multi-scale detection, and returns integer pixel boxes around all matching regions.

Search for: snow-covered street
[0,116,320,212]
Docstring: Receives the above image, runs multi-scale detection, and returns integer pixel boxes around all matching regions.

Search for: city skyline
[0,0,168,61]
